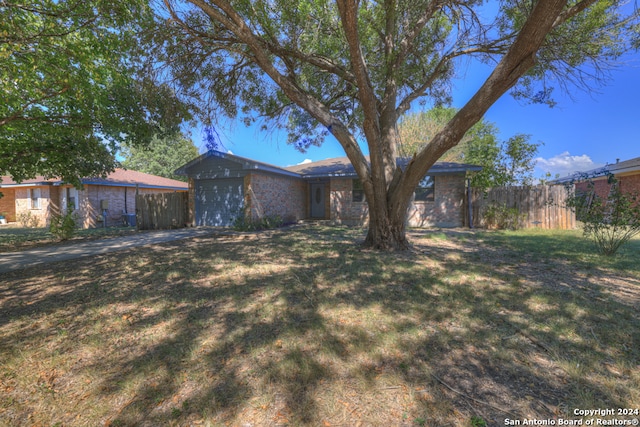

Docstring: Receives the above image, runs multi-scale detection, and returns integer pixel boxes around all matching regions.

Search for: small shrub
[414,417,427,426]
[259,214,284,230]
[565,175,640,256]
[482,202,523,230]
[49,211,78,240]
[470,416,487,427]
[17,211,40,228]
[232,208,283,231]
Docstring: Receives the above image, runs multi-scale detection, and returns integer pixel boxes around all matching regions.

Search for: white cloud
[535,151,604,178]
[297,159,313,165]
[227,150,234,155]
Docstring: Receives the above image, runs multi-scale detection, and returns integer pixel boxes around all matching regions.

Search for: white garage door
[195,178,244,226]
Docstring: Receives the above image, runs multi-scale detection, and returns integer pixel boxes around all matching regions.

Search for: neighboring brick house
[176,150,481,228]
[0,169,188,228]
[560,156,640,200]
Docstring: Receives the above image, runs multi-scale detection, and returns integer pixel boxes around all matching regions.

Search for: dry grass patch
[1,226,638,426]
[0,225,139,252]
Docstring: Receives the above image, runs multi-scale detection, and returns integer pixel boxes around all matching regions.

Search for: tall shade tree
[156,0,639,250]
[0,0,190,187]
[399,107,541,189]
[120,133,200,182]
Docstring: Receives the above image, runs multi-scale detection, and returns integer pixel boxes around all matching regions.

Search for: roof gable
[175,150,300,178]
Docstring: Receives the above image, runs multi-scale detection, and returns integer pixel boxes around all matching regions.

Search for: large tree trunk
[363,206,410,250]
[362,179,413,250]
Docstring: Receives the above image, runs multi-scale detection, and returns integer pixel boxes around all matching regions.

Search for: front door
[310,183,326,218]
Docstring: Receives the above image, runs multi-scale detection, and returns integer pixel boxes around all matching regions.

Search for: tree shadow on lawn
[0,226,638,426]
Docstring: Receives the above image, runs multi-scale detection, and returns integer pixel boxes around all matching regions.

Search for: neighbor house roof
[0,169,188,190]
[553,155,640,184]
[176,150,482,179]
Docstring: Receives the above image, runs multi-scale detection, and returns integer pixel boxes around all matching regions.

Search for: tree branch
[336,0,381,143]
[393,0,443,72]
[265,44,357,86]
[395,43,506,117]
[553,0,599,27]
[171,0,371,180]
[393,0,569,208]
[0,86,71,127]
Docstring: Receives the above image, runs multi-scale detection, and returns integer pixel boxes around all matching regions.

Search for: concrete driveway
[0,228,221,275]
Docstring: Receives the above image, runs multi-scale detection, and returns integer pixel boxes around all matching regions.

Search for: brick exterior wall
[0,189,16,222]
[246,172,306,223]
[329,175,467,227]
[407,174,466,227]
[575,173,640,201]
[575,178,611,201]
[10,184,183,228]
[330,178,369,225]
[14,186,52,227]
[620,174,640,196]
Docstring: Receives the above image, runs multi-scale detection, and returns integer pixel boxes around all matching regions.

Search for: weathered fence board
[470,185,575,229]
[136,192,188,230]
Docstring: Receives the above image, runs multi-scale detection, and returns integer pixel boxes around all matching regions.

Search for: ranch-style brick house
[175,150,482,228]
[0,169,188,228]
[572,156,640,198]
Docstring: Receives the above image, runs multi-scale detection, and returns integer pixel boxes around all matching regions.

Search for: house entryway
[310,183,326,218]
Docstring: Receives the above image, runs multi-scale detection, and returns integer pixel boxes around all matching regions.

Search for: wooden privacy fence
[136,192,188,230]
[470,185,576,230]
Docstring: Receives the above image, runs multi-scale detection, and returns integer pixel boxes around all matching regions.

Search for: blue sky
[194,50,639,180]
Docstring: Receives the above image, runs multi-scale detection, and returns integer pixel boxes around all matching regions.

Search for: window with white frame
[29,188,41,209]
[414,176,435,201]
[66,187,79,211]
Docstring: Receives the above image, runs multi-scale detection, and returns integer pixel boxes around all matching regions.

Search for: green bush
[565,175,640,256]
[470,416,487,427]
[49,211,78,241]
[17,211,40,228]
[232,209,283,231]
[482,202,523,230]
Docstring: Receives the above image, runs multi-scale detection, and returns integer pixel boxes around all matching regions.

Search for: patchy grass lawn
[0,226,638,427]
[0,225,139,252]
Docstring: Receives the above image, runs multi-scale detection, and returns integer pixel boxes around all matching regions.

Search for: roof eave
[0,181,58,188]
[80,180,187,190]
[298,166,482,179]
[176,149,302,179]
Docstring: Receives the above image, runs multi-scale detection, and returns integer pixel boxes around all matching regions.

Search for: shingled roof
[176,150,481,179]
[1,169,188,190]
[284,156,482,178]
[553,155,640,183]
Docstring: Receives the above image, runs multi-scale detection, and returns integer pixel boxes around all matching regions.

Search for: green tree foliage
[156,0,638,249]
[398,108,540,189]
[0,0,190,187]
[120,133,199,182]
